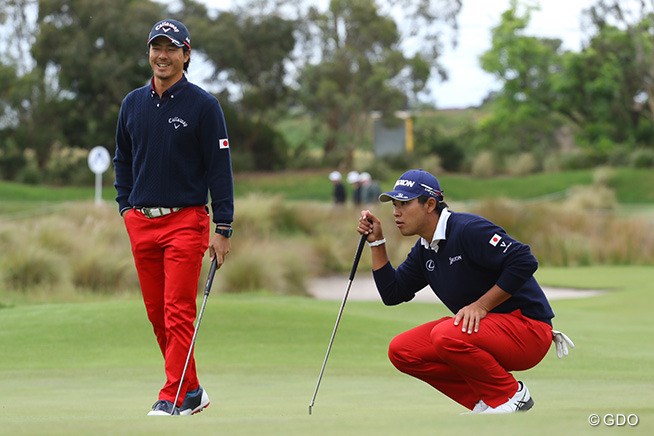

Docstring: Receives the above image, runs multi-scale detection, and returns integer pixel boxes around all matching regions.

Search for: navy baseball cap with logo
[379,169,444,202]
[147,19,191,49]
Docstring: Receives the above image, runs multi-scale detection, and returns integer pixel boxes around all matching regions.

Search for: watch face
[217,227,233,238]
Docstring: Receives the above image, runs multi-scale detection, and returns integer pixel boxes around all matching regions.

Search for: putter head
[170,406,181,416]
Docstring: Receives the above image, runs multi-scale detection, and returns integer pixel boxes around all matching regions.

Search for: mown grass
[0,266,652,435]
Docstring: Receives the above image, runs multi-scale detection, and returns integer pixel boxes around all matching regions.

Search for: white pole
[95,172,102,206]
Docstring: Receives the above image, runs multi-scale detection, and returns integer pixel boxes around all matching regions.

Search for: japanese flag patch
[219,138,230,149]
[489,234,502,246]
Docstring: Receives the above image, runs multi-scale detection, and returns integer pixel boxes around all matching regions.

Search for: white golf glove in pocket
[552,329,575,358]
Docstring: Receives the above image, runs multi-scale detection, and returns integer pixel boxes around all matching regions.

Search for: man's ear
[425,197,438,214]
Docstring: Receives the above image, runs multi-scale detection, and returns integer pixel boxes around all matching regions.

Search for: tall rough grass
[472,191,654,266]
[1,191,653,301]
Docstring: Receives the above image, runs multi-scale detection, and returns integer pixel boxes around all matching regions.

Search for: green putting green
[0,266,652,435]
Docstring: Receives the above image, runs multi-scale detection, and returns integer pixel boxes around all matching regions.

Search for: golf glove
[552,329,575,358]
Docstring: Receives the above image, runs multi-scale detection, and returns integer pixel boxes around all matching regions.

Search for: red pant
[124,206,209,405]
[387,310,552,409]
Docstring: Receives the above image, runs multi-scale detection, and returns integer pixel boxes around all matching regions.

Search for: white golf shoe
[179,386,211,415]
[481,381,534,414]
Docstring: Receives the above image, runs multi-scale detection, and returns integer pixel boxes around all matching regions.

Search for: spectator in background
[329,171,346,205]
[347,170,362,206]
[359,172,381,204]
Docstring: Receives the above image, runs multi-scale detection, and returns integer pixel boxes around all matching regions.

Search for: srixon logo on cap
[395,179,415,188]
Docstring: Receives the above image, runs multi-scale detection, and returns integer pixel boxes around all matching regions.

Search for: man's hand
[453,302,489,334]
[552,329,575,358]
[209,233,231,269]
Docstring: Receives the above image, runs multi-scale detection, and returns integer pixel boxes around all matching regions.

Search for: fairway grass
[1,266,653,435]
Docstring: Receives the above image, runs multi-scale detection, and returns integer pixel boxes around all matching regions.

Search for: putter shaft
[171,257,218,414]
[308,234,367,414]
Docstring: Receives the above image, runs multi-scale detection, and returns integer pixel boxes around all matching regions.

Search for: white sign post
[87,146,111,206]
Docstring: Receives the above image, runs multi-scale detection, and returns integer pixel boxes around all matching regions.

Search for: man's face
[391,198,430,237]
[148,36,189,81]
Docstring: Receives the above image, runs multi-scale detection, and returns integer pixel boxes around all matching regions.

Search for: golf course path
[309,275,604,302]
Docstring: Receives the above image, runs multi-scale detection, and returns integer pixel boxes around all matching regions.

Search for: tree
[297,0,462,165]
[477,1,565,158]
[30,0,164,161]
[554,24,650,149]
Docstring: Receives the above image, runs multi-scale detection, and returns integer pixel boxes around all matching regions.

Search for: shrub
[70,253,137,292]
[505,152,537,176]
[470,151,496,178]
[45,144,94,185]
[592,166,617,188]
[629,148,654,168]
[2,247,63,290]
[418,155,443,177]
[564,185,617,211]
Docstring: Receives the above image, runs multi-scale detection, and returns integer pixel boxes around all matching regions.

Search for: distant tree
[297,0,462,166]
[478,0,565,158]
[554,23,651,149]
[177,0,297,122]
[29,0,164,162]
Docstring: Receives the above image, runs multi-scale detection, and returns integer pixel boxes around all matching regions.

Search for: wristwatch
[215,227,233,238]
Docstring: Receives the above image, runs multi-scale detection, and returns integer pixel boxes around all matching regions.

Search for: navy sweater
[114,76,234,225]
[373,211,554,325]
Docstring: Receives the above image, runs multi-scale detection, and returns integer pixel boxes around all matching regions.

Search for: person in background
[114,18,234,416]
[356,169,573,414]
[329,171,346,205]
[347,170,362,206]
[358,171,381,204]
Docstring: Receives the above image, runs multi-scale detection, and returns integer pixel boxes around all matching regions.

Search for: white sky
[172,0,596,108]
[433,0,592,108]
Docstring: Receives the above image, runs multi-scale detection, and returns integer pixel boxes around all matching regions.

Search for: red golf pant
[124,206,209,405]
[387,310,552,410]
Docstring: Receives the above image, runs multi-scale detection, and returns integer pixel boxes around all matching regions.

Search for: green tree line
[1,0,654,185]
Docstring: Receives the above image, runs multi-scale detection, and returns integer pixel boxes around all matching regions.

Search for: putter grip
[348,234,367,281]
[204,257,218,296]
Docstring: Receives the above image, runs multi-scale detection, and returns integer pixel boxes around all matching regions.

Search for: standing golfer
[114,18,234,416]
[356,169,558,414]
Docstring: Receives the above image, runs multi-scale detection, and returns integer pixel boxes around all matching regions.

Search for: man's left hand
[453,302,489,334]
[209,233,231,268]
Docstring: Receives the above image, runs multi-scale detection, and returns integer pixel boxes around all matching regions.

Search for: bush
[560,149,606,170]
[2,248,63,290]
[45,144,94,185]
[0,138,26,180]
[470,151,497,178]
[564,185,617,211]
[505,152,537,176]
[629,148,654,168]
[592,166,617,188]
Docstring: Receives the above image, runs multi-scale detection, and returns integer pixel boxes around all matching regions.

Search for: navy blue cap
[379,169,444,202]
[147,19,191,49]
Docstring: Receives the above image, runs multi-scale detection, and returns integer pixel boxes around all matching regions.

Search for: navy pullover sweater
[373,211,554,325]
[114,76,234,225]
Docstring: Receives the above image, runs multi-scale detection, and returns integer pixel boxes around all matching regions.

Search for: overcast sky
[175,0,595,108]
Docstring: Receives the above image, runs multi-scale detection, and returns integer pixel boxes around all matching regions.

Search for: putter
[308,234,367,415]
[171,257,218,415]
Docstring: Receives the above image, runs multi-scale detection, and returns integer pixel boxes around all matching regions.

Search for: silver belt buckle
[139,207,181,218]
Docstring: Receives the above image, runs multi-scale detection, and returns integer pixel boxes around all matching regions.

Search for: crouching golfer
[356,169,558,414]
[114,19,234,415]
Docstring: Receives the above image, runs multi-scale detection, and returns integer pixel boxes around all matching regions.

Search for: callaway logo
[169,117,188,129]
[425,259,435,271]
[156,21,181,33]
[449,255,462,265]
